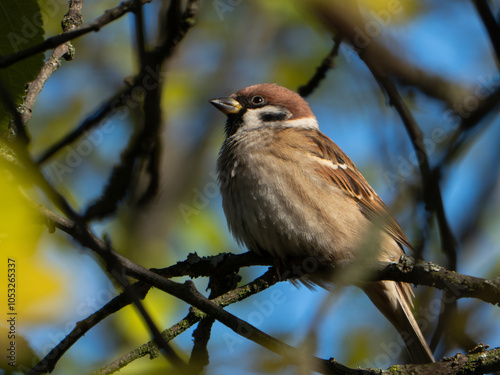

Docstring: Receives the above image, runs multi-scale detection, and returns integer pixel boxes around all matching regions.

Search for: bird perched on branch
[210,83,434,364]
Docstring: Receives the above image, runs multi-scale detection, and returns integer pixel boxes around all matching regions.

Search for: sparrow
[210,83,434,364]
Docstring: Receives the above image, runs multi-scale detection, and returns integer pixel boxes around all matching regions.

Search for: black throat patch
[224,113,245,137]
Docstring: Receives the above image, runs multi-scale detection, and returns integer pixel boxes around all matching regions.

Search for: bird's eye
[251,96,265,105]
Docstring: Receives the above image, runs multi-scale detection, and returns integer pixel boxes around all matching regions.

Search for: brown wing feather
[304,130,413,250]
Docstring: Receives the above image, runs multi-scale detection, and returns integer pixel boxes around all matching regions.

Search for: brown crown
[233,84,315,120]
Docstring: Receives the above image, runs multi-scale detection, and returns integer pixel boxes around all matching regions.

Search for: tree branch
[82,0,199,218]
[0,0,154,69]
[435,87,500,173]
[35,85,134,164]
[360,53,459,351]
[94,269,278,375]
[95,260,500,375]
[0,80,30,143]
[376,256,500,305]
[298,35,342,98]
[358,13,457,271]
[302,0,472,105]
[472,0,500,66]
[132,0,147,70]
[26,282,151,375]
[36,201,500,307]
[19,0,84,125]
[34,202,500,374]
[188,271,240,373]
[1,141,185,371]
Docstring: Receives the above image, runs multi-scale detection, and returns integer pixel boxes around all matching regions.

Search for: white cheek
[238,106,292,132]
[237,106,319,133]
[240,110,264,131]
[285,117,319,130]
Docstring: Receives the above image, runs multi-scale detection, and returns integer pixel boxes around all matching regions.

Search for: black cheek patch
[259,112,289,122]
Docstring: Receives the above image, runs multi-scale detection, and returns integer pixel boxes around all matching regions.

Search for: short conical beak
[209,97,242,115]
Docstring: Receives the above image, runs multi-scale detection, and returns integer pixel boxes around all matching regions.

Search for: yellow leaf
[356,0,420,23]
[114,288,178,345]
[0,170,68,323]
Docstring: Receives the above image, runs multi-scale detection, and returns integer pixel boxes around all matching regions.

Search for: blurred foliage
[0,325,38,375]
[357,0,422,21]
[0,172,70,323]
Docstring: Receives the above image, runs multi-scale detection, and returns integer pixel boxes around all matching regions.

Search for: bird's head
[210,83,318,137]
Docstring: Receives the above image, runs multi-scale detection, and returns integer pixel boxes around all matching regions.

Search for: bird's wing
[302,130,413,250]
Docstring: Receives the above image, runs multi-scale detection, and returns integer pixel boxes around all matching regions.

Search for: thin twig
[26,282,151,375]
[361,58,458,267]
[434,87,500,174]
[35,85,134,164]
[133,0,147,69]
[360,58,459,352]
[19,0,84,125]
[82,0,200,219]
[36,205,500,305]
[105,253,187,369]
[95,270,276,375]
[304,0,472,105]
[298,35,342,97]
[0,0,154,69]
[472,0,500,66]
[0,80,29,143]
[189,272,240,373]
[35,204,500,374]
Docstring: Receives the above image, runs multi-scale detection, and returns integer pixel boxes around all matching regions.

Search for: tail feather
[363,280,435,364]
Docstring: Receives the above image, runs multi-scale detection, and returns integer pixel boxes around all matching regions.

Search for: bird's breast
[217,135,367,262]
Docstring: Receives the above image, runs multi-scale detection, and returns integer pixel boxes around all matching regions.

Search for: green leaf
[0,0,45,131]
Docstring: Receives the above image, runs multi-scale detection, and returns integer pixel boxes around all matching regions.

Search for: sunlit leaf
[0,170,68,323]
[356,0,421,23]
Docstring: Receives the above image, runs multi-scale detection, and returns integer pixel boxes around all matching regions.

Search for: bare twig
[360,57,460,353]
[27,282,151,375]
[133,0,148,70]
[472,0,500,66]
[35,85,134,164]
[298,35,343,97]
[34,202,500,374]
[435,87,500,172]
[0,0,154,69]
[82,0,199,219]
[46,195,500,307]
[19,0,84,125]
[376,256,500,305]
[36,204,500,306]
[189,272,240,373]
[302,0,472,105]
[0,80,30,143]
[362,60,458,266]
[19,47,70,126]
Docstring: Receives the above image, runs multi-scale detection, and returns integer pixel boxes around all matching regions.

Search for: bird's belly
[221,163,368,262]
